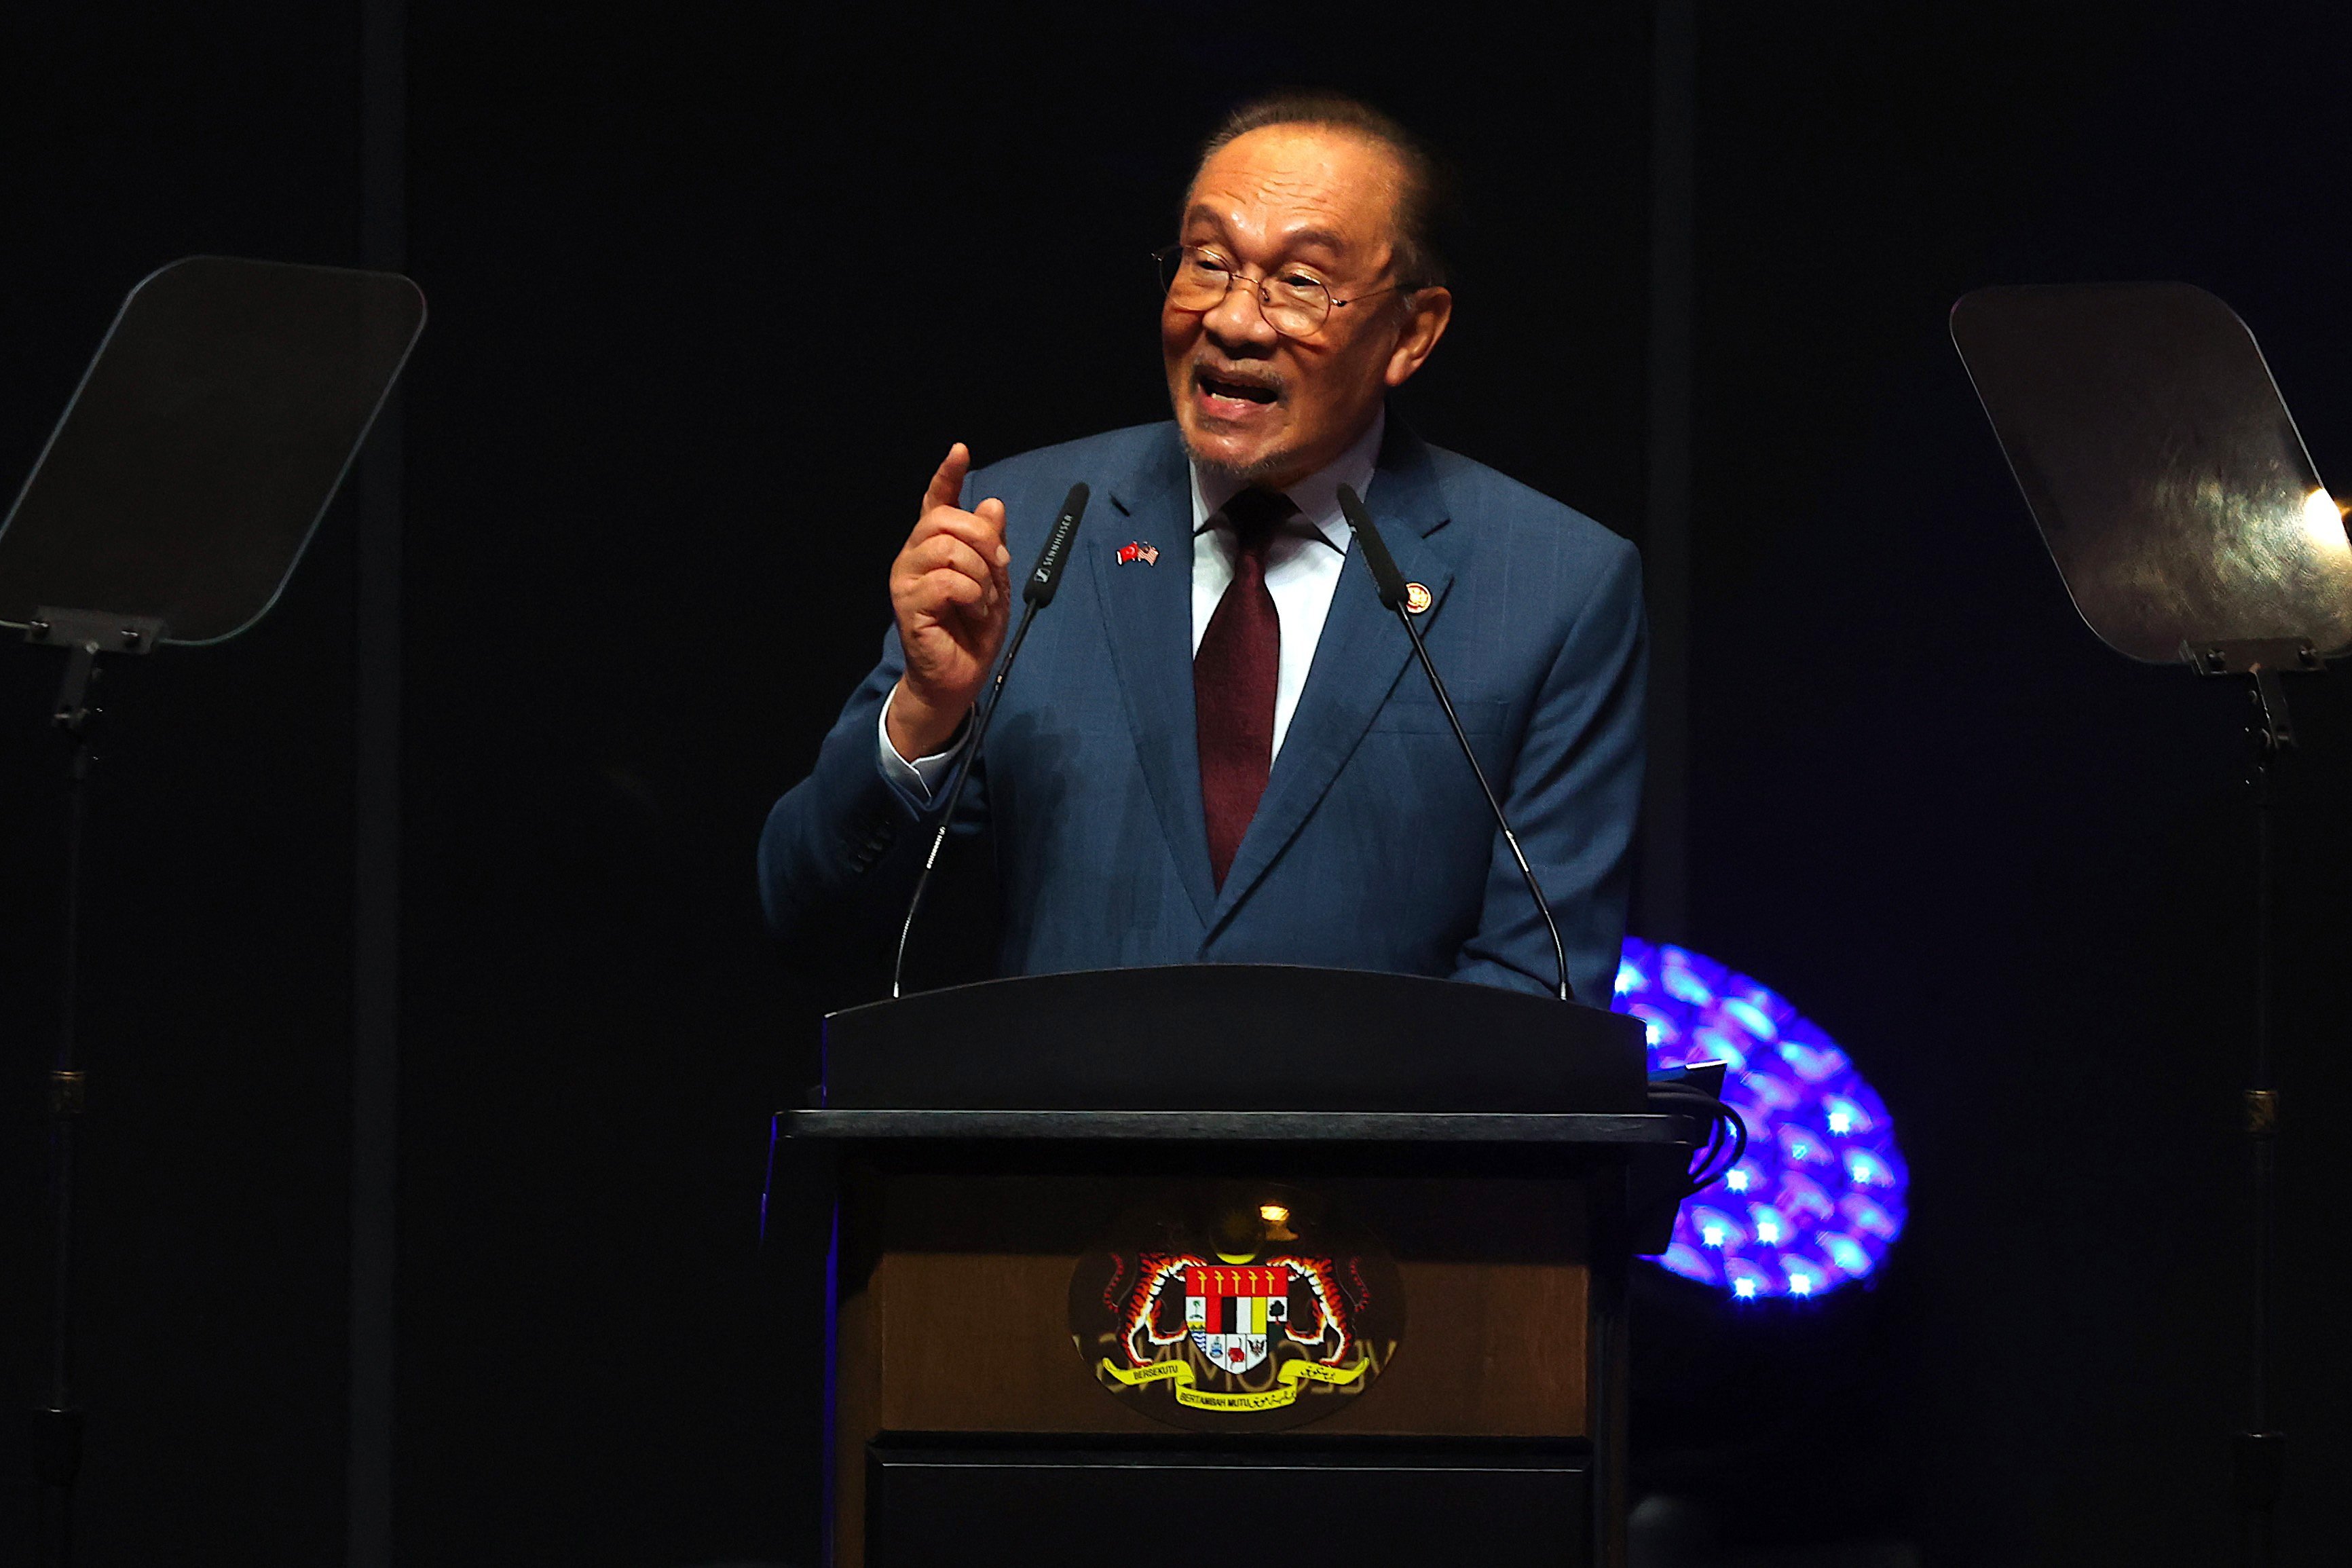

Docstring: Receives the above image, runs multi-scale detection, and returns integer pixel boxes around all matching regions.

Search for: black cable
[1646,1086,1749,1197]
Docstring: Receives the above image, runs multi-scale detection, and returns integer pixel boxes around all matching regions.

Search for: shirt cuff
[876,686,970,804]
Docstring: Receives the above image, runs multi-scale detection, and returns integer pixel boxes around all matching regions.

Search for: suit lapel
[1209,423,1456,931]
[1094,427,1218,925]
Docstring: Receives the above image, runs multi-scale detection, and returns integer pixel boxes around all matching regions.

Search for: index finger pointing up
[922,442,972,516]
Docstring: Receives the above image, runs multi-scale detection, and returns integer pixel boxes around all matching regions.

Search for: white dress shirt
[880,411,1383,799]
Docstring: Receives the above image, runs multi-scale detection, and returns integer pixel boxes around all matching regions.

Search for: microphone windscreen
[1023,482,1091,607]
[1336,483,1408,610]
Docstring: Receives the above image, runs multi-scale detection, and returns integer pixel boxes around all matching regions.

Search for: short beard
[1180,426,1304,489]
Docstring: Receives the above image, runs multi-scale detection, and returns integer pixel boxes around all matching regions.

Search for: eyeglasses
[1154,245,1407,340]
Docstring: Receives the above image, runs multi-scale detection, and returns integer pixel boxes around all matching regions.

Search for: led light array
[1616,939,1907,1300]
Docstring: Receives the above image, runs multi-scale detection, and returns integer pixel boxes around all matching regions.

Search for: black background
[3,3,2349,1564]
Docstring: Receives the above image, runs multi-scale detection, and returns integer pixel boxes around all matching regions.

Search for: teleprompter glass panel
[1951,282,2351,662]
[0,256,425,643]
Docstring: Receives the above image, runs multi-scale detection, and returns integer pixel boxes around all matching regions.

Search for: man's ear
[1383,286,1453,389]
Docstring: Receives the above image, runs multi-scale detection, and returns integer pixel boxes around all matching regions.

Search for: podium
[777,965,1698,1567]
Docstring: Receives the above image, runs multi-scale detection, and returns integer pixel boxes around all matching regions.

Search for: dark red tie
[1195,489,1294,889]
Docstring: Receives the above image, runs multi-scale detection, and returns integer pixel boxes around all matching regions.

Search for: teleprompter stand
[0,257,424,1567]
[772,966,1710,1568]
[1954,282,2352,1568]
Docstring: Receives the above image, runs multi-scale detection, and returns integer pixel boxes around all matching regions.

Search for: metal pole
[1640,0,1696,944]
[2236,732,2283,1567]
[36,730,94,1566]
[350,3,408,1563]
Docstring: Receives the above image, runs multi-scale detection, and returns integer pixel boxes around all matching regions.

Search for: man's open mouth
[1196,369,1280,406]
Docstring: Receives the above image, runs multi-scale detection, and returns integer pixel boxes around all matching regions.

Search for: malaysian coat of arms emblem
[1186,1263,1285,1373]
[1067,1182,1405,1433]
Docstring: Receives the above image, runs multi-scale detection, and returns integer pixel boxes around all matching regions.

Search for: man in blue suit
[760,92,1645,1003]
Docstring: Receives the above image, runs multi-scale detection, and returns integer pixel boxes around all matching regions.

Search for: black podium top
[817,965,1649,1116]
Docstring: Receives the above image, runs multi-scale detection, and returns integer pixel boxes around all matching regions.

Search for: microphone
[1335,482,1573,1003]
[892,482,1091,998]
[1024,482,1087,605]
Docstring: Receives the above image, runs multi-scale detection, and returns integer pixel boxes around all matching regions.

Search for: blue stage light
[1617,939,1908,1300]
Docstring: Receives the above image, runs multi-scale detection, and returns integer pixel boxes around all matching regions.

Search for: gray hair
[1195,90,1451,291]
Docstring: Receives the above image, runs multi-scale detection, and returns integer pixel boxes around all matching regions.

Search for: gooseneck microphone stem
[1396,605,1571,1003]
[1337,483,1572,1004]
[891,603,1034,999]
[891,482,1089,999]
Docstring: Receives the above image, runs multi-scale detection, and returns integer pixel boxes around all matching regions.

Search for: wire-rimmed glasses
[1154,245,1406,339]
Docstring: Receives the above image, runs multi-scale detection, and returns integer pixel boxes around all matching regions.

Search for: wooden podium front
[779,967,1692,1568]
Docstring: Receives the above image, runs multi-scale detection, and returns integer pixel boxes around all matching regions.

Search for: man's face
[1161,125,1451,490]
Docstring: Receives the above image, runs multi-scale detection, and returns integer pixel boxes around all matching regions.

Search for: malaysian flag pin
[1116,541,1161,566]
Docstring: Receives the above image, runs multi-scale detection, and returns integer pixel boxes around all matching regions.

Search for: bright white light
[1827,1110,1852,1134]
[1756,1221,1780,1244]
[1789,1273,1814,1297]
[1852,1161,1872,1184]
[2302,487,2349,552]
[1734,1278,1757,1299]
[1725,1170,1751,1193]
[1701,1225,1725,1247]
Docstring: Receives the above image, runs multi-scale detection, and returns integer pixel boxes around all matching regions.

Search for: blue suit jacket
[760,417,1647,1003]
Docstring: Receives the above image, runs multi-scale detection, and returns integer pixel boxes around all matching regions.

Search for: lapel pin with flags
[1116,541,1161,566]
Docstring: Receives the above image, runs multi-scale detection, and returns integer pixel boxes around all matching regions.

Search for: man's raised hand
[886,443,1013,760]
